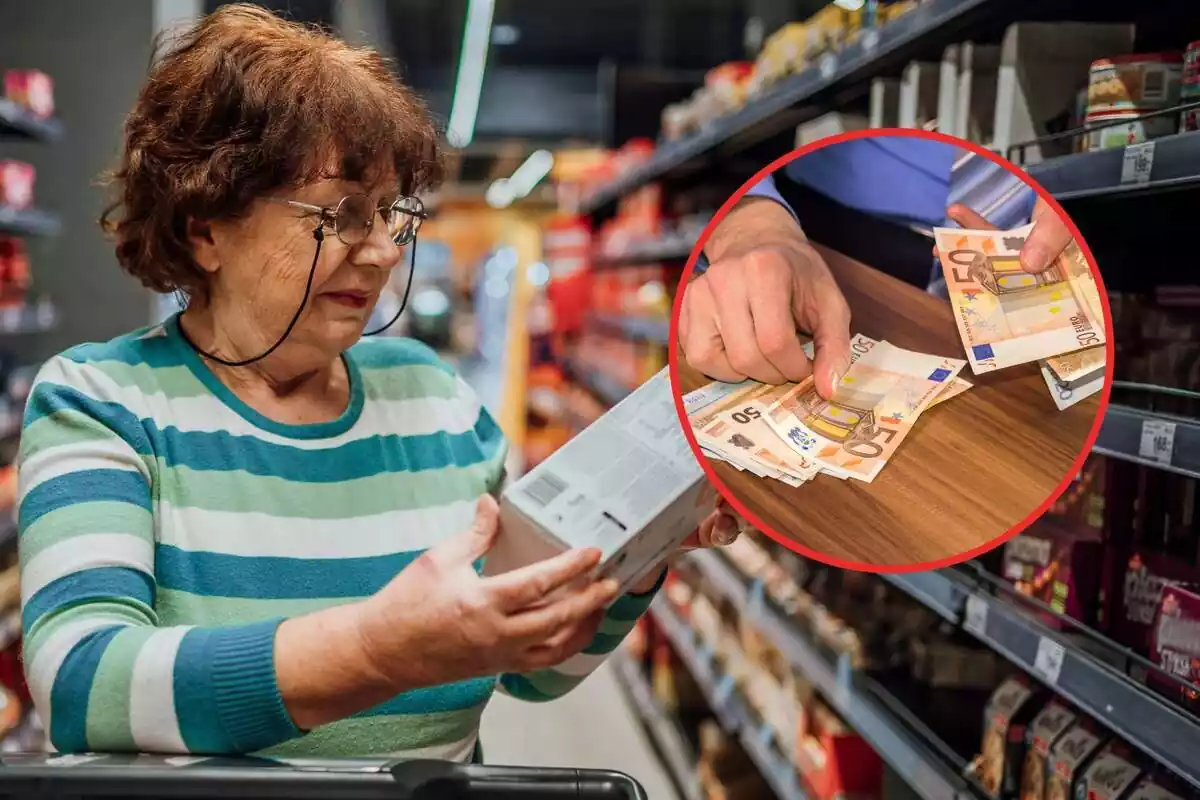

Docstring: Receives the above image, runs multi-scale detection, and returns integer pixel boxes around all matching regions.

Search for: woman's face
[200,176,405,361]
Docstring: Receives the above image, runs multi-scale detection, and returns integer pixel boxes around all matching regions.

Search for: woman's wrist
[275,601,401,731]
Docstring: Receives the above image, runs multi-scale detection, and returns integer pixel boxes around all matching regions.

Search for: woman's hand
[940,199,1073,273]
[353,496,620,692]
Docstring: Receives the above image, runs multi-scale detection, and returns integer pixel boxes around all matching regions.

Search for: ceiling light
[832,0,865,9]
[506,150,555,200]
[485,178,514,208]
[447,0,496,148]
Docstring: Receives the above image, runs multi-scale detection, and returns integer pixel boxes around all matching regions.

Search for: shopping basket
[0,753,649,799]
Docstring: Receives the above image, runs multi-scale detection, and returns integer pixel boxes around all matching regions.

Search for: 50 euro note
[684,380,799,482]
[764,341,967,482]
[829,333,973,409]
[933,226,1105,374]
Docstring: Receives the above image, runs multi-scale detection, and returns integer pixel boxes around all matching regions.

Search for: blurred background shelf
[0,206,60,237]
[688,550,986,800]
[588,313,670,345]
[648,596,813,800]
[595,238,694,267]
[0,99,61,143]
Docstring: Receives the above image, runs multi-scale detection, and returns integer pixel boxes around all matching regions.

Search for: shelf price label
[747,579,766,618]
[964,594,989,638]
[714,673,735,707]
[819,53,838,79]
[1033,637,1066,686]
[1138,419,1176,465]
[1120,141,1155,186]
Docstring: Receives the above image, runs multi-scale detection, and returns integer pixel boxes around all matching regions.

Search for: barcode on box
[523,471,568,508]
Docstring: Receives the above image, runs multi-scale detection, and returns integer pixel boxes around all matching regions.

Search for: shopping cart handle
[393,760,650,799]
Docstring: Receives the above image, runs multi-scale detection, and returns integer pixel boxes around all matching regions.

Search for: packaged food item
[796,697,883,800]
[1183,40,1200,84]
[0,161,35,209]
[1087,53,1183,114]
[1114,549,1200,655]
[1125,773,1189,800]
[3,69,54,117]
[1002,518,1105,626]
[980,677,1044,799]
[1045,719,1108,800]
[750,23,808,95]
[1084,109,1178,151]
[1020,701,1078,800]
[488,369,718,594]
[1150,583,1200,710]
[0,238,32,308]
[1077,742,1145,800]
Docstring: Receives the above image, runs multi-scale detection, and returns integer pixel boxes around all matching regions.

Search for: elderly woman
[17,5,739,760]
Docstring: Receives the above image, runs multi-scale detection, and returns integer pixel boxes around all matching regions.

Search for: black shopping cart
[0,753,649,799]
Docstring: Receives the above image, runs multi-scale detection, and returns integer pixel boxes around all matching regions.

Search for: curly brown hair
[101,3,443,302]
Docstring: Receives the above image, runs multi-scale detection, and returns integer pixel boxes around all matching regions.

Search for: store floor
[480,661,680,799]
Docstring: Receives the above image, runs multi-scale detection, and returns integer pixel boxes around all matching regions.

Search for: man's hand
[680,197,852,397]
[943,197,1073,273]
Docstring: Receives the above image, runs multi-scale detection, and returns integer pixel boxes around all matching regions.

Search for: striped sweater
[17,316,657,758]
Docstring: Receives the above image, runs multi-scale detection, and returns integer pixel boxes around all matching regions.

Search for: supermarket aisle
[480,661,681,799]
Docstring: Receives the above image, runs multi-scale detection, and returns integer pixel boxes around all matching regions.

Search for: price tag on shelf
[747,579,766,618]
[964,594,989,638]
[819,53,838,79]
[1120,140,1155,186]
[714,673,735,706]
[1033,637,1066,685]
[862,28,880,53]
[756,724,774,750]
[1138,419,1176,465]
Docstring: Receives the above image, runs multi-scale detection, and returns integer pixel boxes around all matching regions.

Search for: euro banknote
[763,340,968,482]
[933,226,1106,374]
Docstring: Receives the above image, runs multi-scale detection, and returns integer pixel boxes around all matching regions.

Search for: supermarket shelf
[1092,405,1200,480]
[581,0,1004,213]
[0,304,58,336]
[650,598,811,800]
[589,313,670,346]
[595,239,693,267]
[565,357,634,407]
[1027,131,1200,201]
[0,99,62,142]
[0,205,61,237]
[610,650,704,800]
[688,550,983,800]
[881,569,1200,791]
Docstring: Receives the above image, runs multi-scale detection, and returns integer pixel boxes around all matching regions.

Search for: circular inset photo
[671,129,1112,571]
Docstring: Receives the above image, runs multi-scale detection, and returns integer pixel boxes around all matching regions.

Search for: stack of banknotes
[684,334,971,485]
[932,225,1106,410]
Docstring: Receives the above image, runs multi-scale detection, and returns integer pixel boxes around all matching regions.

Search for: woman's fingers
[485,547,603,611]
[1019,200,1073,273]
[945,203,997,231]
[505,578,619,641]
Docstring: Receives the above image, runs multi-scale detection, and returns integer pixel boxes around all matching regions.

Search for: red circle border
[667,127,1116,574]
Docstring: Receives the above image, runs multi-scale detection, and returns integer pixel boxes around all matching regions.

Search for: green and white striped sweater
[17,315,657,758]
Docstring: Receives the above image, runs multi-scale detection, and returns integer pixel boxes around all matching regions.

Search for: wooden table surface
[675,245,1102,568]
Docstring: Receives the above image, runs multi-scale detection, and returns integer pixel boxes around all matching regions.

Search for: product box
[1020,701,1078,800]
[1125,774,1188,800]
[980,677,1044,799]
[3,69,54,117]
[1002,518,1104,626]
[0,161,35,209]
[796,698,883,800]
[1045,720,1107,800]
[1150,583,1200,711]
[488,370,716,595]
[1114,550,1200,656]
[1077,742,1145,800]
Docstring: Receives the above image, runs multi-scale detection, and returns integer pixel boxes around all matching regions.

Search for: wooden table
[675,245,1102,568]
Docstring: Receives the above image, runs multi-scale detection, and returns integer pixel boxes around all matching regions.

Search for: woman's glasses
[277,193,428,246]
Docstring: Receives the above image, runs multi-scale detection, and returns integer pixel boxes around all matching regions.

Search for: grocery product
[1044,719,1108,800]
[980,676,1044,799]
[0,161,35,209]
[1077,742,1145,800]
[1114,549,1200,656]
[3,69,54,117]
[1150,583,1200,711]
[1020,701,1078,800]
[1001,518,1104,626]
[0,238,31,308]
[1087,53,1183,114]
[1125,774,1189,800]
[1084,109,1178,151]
[796,697,883,800]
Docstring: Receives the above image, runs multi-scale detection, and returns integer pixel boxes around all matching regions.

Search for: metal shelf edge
[1093,405,1200,479]
[1028,131,1200,200]
[0,98,63,142]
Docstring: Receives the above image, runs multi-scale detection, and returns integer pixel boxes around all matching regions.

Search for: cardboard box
[1045,720,1107,800]
[1077,741,1145,800]
[980,677,1043,799]
[1150,582,1200,711]
[1020,701,1078,800]
[488,369,717,594]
